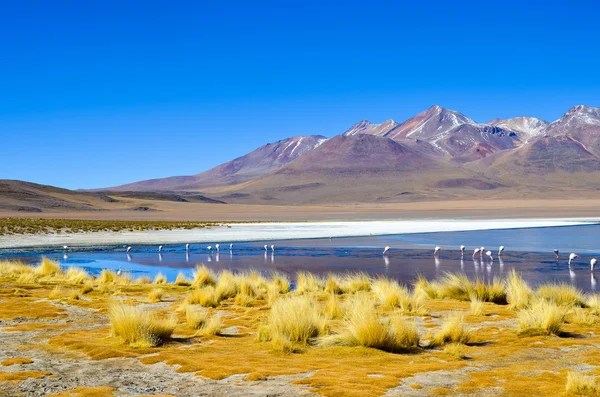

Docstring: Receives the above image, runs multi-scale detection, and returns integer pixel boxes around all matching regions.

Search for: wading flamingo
[383,246,390,255]
[568,253,578,266]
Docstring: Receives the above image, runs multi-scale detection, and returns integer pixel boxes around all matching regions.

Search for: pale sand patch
[1,218,598,249]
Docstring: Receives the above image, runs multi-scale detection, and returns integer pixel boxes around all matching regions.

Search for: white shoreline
[1,218,599,250]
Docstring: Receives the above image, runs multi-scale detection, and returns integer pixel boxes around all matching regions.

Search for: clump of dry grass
[187,286,219,307]
[270,272,290,293]
[234,293,255,307]
[214,270,240,301]
[565,371,598,395]
[424,273,507,304]
[108,303,176,347]
[319,295,419,353]
[518,300,566,336]
[0,260,32,277]
[135,276,152,285]
[148,288,164,302]
[48,286,61,300]
[259,295,327,350]
[538,283,586,307]
[69,291,80,301]
[198,314,222,337]
[174,272,192,286]
[324,293,344,319]
[372,278,426,315]
[65,267,89,284]
[154,273,167,285]
[35,257,61,276]
[325,275,343,295]
[184,304,207,329]
[80,282,94,295]
[567,308,600,326]
[431,312,471,347]
[414,276,440,300]
[340,272,371,293]
[98,269,117,284]
[296,272,324,294]
[469,295,485,316]
[506,269,533,310]
[17,272,38,284]
[443,343,468,360]
[192,265,217,288]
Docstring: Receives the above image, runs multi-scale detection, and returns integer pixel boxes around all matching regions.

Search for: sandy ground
[3,199,600,222]
[1,218,599,249]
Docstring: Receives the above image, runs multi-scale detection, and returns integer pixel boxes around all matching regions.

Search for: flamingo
[158,245,163,253]
[498,246,505,256]
[215,244,220,251]
[207,245,213,252]
[434,246,441,256]
[591,258,597,271]
[63,245,68,250]
[479,247,485,259]
[271,244,275,252]
[383,246,390,255]
[485,250,493,261]
[229,243,233,251]
[460,245,465,255]
[117,266,122,276]
[186,243,190,251]
[472,248,481,259]
[126,246,132,254]
[568,253,578,266]
[264,245,268,251]
[553,249,559,260]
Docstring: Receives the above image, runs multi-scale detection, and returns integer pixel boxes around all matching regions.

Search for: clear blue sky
[1,0,599,189]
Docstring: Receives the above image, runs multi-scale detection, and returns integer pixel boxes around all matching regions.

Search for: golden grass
[148,288,164,302]
[108,302,176,347]
[431,312,471,346]
[0,370,52,384]
[566,371,599,395]
[35,257,62,276]
[17,272,38,284]
[154,273,167,284]
[271,272,290,293]
[1,357,33,366]
[538,283,586,307]
[98,269,117,284]
[64,267,89,284]
[188,286,219,307]
[325,275,343,294]
[135,276,152,285]
[296,272,324,294]
[518,300,567,336]
[198,314,222,337]
[184,304,207,329]
[192,265,217,287]
[443,343,468,360]
[469,295,485,316]
[506,269,533,310]
[324,293,344,319]
[174,272,192,286]
[568,308,600,326]
[49,286,61,300]
[319,295,419,353]
[340,272,371,293]
[215,270,240,301]
[259,295,327,349]
[80,282,94,294]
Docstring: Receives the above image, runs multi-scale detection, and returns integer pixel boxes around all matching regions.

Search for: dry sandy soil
[3,199,600,222]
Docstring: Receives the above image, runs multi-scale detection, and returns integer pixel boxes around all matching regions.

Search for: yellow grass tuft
[64,267,89,284]
[80,282,94,295]
[154,273,167,284]
[35,257,62,276]
[324,293,344,319]
[319,295,419,352]
[174,272,192,286]
[69,291,80,301]
[538,283,586,307]
[443,343,468,360]
[48,286,61,300]
[184,304,207,329]
[271,272,290,293]
[414,276,439,299]
[215,270,240,301]
[340,272,371,293]
[187,286,219,307]
[198,314,222,337]
[431,312,471,347]
[135,276,153,285]
[372,278,426,315]
[567,308,600,326]
[296,272,324,294]
[469,295,485,316]
[148,288,164,302]
[17,272,38,284]
[98,269,117,284]
[192,265,217,288]
[259,295,327,349]
[506,269,533,310]
[325,274,343,294]
[108,303,176,347]
[518,300,566,336]
[565,371,598,395]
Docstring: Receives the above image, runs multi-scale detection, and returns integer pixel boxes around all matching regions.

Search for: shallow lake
[3,224,600,291]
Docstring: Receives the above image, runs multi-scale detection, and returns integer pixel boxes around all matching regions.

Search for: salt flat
[1,218,599,249]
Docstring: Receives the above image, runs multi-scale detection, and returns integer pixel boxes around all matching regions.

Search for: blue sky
[1,0,599,189]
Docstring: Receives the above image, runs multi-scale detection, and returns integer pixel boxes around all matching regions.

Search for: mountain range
[93,104,600,205]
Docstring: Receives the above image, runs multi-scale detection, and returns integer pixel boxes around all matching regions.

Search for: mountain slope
[106,135,328,192]
[544,105,600,155]
[487,116,549,140]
